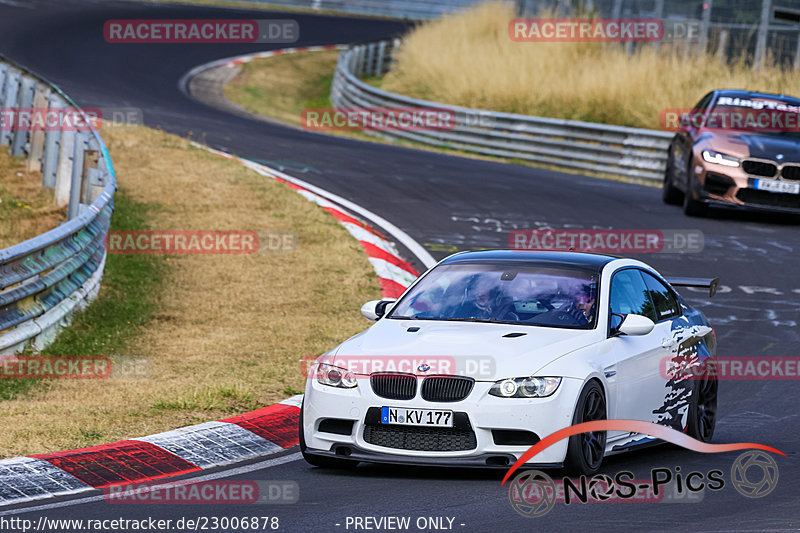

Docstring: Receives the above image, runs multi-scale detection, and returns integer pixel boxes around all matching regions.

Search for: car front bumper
[694,162,800,213]
[301,376,585,467]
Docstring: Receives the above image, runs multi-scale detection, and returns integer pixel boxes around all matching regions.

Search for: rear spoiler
[664,277,721,298]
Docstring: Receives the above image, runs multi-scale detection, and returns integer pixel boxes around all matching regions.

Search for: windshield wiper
[387,315,418,320]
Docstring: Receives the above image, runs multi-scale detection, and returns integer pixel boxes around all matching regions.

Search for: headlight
[702,150,740,167]
[489,376,562,398]
[316,363,358,389]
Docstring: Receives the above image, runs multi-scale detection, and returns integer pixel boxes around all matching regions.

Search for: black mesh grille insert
[421,376,475,402]
[363,424,477,451]
[736,188,800,209]
[781,165,800,181]
[742,160,778,177]
[371,373,417,400]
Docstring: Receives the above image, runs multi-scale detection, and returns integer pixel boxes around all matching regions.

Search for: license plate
[381,407,453,427]
[755,179,800,194]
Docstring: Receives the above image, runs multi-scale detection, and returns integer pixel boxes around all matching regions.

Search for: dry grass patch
[224,50,339,127]
[381,2,800,130]
[0,125,379,458]
[0,151,65,249]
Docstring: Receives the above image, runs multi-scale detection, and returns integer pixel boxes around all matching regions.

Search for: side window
[609,269,656,323]
[688,92,714,128]
[640,271,681,321]
[694,92,713,112]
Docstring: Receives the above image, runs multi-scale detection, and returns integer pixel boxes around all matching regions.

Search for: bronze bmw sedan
[663,89,800,216]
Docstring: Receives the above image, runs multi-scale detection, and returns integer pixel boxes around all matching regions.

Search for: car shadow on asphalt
[301,444,706,482]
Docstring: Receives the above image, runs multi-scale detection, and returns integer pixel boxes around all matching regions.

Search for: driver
[560,283,597,326]
[457,276,517,321]
[456,277,496,319]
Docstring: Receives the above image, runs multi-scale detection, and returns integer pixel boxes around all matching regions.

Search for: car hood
[330,319,600,381]
[703,131,800,162]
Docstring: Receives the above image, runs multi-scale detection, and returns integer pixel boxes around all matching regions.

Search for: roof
[438,250,618,270]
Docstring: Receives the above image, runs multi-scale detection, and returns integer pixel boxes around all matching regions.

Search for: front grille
[371,373,417,400]
[781,165,800,181]
[363,424,477,451]
[421,376,474,402]
[736,188,800,209]
[742,160,778,177]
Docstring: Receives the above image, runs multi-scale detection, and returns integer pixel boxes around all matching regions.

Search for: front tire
[662,148,684,205]
[564,381,607,476]
[299,402,358,469]
[686,359,718,442]
[683,159,709,217]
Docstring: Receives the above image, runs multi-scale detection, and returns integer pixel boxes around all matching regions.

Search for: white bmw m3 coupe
[301,250,719,474]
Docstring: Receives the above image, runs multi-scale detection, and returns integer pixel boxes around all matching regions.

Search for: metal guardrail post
[11,75,34,156]
[67,131,87,219]
[376,41,387,75]
[365,43,376,77]
[355,45,366,77]
[0,63,7,100]
[27,83,49,172]
[41,93,63,188]
[0,69,20,146]
[82,136,102,205]
[54,128,75,207]
[390,39,401,70]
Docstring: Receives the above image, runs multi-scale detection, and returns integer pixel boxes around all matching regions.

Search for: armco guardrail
[330,41,674,182]
[0,55,115,355]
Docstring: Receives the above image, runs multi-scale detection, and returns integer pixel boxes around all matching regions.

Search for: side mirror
[360,299,396,321]
[617,314,655,336]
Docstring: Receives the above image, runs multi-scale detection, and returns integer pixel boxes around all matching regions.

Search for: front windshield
[706,96,800,138]
[388,263,600,329]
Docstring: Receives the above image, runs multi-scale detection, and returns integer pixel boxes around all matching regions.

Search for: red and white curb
[0,396,302,507]
[178,44,349,92]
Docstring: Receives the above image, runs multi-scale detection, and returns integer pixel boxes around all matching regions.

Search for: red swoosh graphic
[501,419,785,486]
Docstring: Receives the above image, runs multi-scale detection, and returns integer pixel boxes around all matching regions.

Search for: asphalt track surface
[1,1,799,531]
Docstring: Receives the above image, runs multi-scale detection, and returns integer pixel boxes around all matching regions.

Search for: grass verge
[0,124,379,458]
[223,50,338,127]
[0,192,165,403]
[0,152,65,249]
